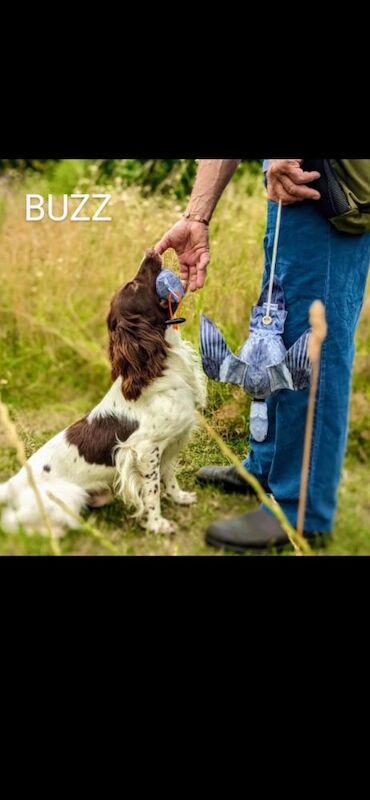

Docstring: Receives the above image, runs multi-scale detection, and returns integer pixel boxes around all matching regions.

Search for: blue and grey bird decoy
[156,268,185,304]
[156,268,186,326]
[200,276,312,442]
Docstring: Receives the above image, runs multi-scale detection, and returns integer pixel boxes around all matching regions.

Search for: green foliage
[0,158,262,198]
[46,159,89,194]
[0,159,58,174]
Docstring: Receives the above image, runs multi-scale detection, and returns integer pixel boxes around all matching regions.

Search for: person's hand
[155,219,210,292]
[267,159,321,205]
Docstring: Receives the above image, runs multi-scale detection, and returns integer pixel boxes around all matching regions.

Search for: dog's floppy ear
[109,316,168,401]
[107,308,116,333]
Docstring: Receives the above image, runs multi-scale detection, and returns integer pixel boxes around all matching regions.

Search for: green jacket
[330,159,370,234]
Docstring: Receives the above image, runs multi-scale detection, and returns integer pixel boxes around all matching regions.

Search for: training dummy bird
[156,268,186,325]
[199,201,313,442]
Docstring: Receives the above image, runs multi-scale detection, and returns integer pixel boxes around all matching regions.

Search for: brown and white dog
[0,250,206,536]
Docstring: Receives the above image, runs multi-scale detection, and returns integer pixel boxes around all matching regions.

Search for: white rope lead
[263,199,282,324]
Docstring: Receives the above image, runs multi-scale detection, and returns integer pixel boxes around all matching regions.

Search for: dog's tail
[0,473,89,536]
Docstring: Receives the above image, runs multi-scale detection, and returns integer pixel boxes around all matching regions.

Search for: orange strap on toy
[157,268,187,328]
[166,290,186,329]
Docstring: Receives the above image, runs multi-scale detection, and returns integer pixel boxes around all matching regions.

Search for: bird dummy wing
[266,330,311,392]
[266,362,295,393]
[200,315,247,387]
[285,330,312,389]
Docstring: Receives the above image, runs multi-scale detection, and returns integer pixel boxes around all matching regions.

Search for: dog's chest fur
[26,330,206,492]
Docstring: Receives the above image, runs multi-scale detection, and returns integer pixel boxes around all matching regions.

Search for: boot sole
[205,532,291,553]
[205,532,329,554]
[196,478,257,496]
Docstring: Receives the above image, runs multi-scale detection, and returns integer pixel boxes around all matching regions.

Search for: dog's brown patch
[66,414,139,466]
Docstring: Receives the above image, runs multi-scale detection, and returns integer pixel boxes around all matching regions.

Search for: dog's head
[107,249,172,401]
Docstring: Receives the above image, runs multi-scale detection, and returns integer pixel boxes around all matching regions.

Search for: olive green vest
[330,159,370,234]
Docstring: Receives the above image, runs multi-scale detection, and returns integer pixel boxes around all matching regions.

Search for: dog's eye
[109,317,117,331]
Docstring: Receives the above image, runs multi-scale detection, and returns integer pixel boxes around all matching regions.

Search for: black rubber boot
[196,465,267,496]
[205,507,330,553]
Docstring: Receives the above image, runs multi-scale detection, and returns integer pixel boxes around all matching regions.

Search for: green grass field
[0,171,369,555]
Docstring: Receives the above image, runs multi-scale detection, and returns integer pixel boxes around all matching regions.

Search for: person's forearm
[185,159,241,223]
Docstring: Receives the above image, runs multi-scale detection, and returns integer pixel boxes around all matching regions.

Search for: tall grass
[0,170,266,413]
[1,166,369,555]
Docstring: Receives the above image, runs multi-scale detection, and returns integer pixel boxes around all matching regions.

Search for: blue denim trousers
[244,200,370,533]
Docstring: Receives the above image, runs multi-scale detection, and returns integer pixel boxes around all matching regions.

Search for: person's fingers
[280,195,305,205]
[196,251,210,289]
[290,169,321,184]
[280,160,317,175]
[273,161,320,185]
[188,264,198,292]
[270,159,301,175]
[280,175,321,200]
[154,233,173,255]
[179,262,190,287]
[268,183,304,205]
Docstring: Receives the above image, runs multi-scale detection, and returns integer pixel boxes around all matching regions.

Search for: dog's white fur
[0,328,207,537]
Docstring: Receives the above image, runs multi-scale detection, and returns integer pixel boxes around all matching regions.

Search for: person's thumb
[154,233,173,256]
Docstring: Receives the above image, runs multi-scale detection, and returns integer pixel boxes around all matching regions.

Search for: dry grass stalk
[297,301,328,537]
[198,413,313,556]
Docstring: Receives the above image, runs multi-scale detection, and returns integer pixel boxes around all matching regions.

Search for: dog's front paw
[148,517,177,535]
[172,490,197,506]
